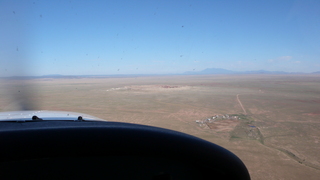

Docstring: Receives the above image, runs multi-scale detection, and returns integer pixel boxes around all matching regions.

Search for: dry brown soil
[1,74,320,180]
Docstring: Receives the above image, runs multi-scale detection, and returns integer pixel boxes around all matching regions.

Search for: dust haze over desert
[1,74,320,180]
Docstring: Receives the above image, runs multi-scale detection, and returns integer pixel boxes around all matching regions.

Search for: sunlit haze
[1,0,320,76]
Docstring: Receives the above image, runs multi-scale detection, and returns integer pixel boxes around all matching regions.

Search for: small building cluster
[106,86,131,91]
[161,85,179,88]
[195,114,239,125]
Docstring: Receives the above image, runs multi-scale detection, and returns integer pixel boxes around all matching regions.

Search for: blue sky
[1,0,320,76]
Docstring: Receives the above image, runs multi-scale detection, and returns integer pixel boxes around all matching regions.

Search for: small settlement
[195,114,239,125]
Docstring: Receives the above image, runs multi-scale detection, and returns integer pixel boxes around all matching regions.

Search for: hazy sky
[1,0,320,76]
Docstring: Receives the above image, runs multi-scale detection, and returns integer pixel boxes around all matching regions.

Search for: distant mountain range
[2,69,320,79]
[1,74,165,79]
[184,68,311,75]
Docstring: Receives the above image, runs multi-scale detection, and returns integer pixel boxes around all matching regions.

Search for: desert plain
[1,74,320,180]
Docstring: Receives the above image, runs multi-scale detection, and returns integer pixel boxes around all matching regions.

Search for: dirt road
[237,94,247,114]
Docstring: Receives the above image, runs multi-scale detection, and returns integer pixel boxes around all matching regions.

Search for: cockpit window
[1,1,320,179]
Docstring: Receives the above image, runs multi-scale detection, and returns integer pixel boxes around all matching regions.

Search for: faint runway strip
[237,94,247,115]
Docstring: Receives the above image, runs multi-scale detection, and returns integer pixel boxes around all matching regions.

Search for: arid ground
[1,74,320,179]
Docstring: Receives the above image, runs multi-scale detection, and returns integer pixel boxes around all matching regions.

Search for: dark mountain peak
[184,68,308,75]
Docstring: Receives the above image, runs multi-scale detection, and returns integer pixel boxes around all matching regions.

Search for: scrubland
[1,74,320,179]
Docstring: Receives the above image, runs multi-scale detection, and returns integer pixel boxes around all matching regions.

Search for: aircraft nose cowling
[0,110,105,121]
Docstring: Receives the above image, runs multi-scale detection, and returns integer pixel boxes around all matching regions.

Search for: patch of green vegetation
[238,114,248,120]
[230,135,241,139]
[229,113,251,121]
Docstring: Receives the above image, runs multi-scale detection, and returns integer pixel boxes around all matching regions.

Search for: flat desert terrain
[1,74,320,179]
